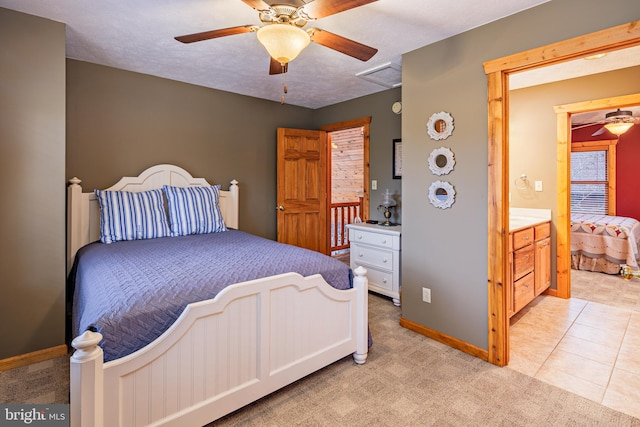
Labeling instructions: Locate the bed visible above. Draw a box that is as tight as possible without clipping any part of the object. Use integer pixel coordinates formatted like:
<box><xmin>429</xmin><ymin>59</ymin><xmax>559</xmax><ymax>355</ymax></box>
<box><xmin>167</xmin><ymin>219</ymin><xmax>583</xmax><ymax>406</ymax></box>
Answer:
<box><xmin>570</xmin><ymin>213</ymin><xmax>640</xmax><ymax>274</ymax></box>
<box><xmin>68</xmin><ymin>164</ymin><xmax>369</xmax><ymax>427</ymax></box>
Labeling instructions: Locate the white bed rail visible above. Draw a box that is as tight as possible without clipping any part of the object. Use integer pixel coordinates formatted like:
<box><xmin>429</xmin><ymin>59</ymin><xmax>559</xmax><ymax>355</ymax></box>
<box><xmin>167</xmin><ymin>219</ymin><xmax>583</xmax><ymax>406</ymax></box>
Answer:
<box><xmin>70</xmin><ymin>267</ymin><xmax>368</xmax><ymax>427</ymax></box>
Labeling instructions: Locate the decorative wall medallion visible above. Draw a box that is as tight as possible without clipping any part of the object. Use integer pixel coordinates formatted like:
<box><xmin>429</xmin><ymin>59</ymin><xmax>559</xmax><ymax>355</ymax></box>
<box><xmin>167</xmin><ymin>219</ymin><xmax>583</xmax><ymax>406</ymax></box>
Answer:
<box><xmin>428</xmin><ymin>180</ymin><xmax>456</xmax><ymax>209</ymax></box>
<box><xmin>428</xmin><ymin>147</ymin><xmax>455</xmax><ymax>176</ymax></box>
<box><xmin>426</xmin><ymin>111</ymin><xmax>454</xmax><ymax>140</ymax></box>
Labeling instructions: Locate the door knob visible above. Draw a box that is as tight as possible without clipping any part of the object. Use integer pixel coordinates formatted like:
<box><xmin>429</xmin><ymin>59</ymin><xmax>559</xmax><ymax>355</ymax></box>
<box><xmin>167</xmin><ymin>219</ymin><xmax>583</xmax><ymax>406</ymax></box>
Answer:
<box><xmin>276</xmin><ymin>205</ymin><xmax>285</xmax><ymax>211</ymax></box>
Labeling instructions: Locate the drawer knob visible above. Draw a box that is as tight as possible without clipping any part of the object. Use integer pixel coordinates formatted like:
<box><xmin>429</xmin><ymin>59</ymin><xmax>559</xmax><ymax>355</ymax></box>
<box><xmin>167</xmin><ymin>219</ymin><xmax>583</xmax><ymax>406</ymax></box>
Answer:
<box><xmin>358</xmin><ymin>235</ymin><xmax>363</xmax><ymax>240</ymax></box>
<box><xmin>382</xmin><ymin>239</ymin><xmax>387</xmax><ymax>244</ymax></box>
<box><xmin>524</xmin><ymin>236</ymin><xmax>530</xmax><ymax>240</ymax></box>
<box><xmin>382</xmin><ymin>278</ymin><xmax>387</xmax><ymax>283</ymax></box>
<box><xmin>359</xmin><ymin>253</ymin><xmax>364</xmax><ymax>257</ymax></box>
<box><xmin>383</xmin><ymin>258</ymin><xmax>388</xmax><ymax>263</ymax></box>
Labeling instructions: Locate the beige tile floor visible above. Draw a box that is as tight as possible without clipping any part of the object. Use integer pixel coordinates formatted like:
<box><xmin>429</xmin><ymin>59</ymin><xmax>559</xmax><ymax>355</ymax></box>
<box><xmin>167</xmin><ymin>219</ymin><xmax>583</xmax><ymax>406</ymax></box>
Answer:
<box><xmin>509</xmin><ymin>292</ymin><xmax>640</xmax><ymax>419</ymax></box>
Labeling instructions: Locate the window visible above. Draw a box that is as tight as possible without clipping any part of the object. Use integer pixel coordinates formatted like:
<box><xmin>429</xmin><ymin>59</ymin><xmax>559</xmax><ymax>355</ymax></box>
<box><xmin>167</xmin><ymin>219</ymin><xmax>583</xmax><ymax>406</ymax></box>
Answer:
<box><xmin>570</xmin><ymin>140</ymin><xmax>617</xmax><ymax>215</ymax></box>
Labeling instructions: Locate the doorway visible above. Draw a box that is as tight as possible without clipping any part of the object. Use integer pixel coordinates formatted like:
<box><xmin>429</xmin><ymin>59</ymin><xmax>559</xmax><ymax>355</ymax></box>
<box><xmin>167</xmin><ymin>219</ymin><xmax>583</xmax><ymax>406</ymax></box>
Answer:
<box><xmin>328</xmin><ymin>126</ymin><xmax>365</xmax><ymax>256</ymax></box>
<box><xmin>320</xmin><ymin>117</ymin><xmax>371</xmax><ymax>256</ymax></box>
<box><xmin>483</xmin><ymin>21</ymin><xmax>640</xmax><ymax>366</ymax></box>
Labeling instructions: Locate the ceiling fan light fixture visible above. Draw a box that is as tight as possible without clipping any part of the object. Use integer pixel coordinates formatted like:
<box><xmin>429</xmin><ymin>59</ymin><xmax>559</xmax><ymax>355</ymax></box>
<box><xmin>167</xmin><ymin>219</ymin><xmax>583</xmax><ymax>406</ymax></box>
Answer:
<box><xmin>604</xmin><ymin>122</ymin><xmax>634</xmax><ymax>136</ymax></box>
<box><xmin>257</xmin><ymin>24</ymin><xmax>310</xmax><ymax>64</ymax></box>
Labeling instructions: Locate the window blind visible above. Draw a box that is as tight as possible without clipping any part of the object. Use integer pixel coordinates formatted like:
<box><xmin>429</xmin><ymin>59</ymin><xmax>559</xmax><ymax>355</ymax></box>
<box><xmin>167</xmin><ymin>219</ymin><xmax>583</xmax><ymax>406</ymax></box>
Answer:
<box><xmin>570</xmin><ymin>150</ymin><xmax>608</xmax><ymax>214</ymax></box>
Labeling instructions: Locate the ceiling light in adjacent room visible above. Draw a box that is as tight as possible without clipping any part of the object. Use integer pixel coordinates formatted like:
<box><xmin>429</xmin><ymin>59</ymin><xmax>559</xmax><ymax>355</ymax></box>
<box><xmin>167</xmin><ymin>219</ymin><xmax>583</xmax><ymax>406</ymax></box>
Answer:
<box><xmin>603</xmin><ymin>109</ymin><xmax>634</xmax><ymax>135</ymax></box>
<box><xmin>257</xmin><ymin>24</ymin><xmax>310</xmax><ymax>65</ymax></box>
<box><xmin>604</xmin><ymin>122</ymin><xmax>633</xmax><ymax>135</ymax></box>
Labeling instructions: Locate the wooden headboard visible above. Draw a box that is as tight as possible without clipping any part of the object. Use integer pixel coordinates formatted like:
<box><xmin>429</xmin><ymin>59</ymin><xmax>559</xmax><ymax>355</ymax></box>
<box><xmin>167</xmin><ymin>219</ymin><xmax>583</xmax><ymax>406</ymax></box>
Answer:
<box><xmin>67</xmin><ymin>164</ymin><xmax>239</xmax><ymax>272</ymax></box>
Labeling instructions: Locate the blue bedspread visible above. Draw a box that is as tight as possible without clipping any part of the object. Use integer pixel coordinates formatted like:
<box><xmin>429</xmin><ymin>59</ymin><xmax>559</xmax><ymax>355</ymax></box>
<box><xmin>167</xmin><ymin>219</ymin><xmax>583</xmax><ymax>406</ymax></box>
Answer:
<box><xmin>71</xmin><ymin>230</ymin><xmax>352</xmax><ymax>362</ymax></box>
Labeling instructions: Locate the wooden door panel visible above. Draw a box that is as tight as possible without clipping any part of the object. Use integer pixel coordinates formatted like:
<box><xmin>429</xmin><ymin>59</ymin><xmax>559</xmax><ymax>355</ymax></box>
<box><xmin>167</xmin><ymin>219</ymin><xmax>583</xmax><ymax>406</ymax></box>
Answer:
<box><xmin>305</xmin><ymin>159</ymin><xmax>321</xmax><ymax>200</ymax></box>
<box><xmin>283</xmin><ymin>161</ymin><xmax>299</xmax><ymax>201</ymax></box>
<box><xmin>304</xmin><ymin>212</ymin><xmax>321</xmax><ymax>252</ymax></box>
<box><xmin>277</xmin><ymin>128</ymin><xmax>328</xmax><ymax>254</ymax></box>
<box><xmin>282</xmin><ymin>213</ymin><xmax>301</xmax><ymax>246</ymax></box>
<box><xmin>280</xmin><ymin>212</ymin><xmax>322</xmax><ymax>250</ymax></box>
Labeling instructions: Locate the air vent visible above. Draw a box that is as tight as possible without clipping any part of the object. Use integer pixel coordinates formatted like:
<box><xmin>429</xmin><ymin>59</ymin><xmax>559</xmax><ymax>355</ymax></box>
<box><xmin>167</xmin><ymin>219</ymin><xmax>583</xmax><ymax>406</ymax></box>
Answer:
<box><xmin>356</xmin><ymin>62</ymin><xmax>402</xmax><ymax>88</ymax></box>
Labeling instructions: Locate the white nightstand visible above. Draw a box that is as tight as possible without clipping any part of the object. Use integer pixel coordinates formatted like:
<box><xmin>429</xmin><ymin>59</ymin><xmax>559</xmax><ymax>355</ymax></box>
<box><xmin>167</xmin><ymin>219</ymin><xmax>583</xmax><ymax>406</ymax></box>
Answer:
<box><xmin>346</xmin><ymin>223</ymin><xmax>401</xmax><ymax>306</ymax></box>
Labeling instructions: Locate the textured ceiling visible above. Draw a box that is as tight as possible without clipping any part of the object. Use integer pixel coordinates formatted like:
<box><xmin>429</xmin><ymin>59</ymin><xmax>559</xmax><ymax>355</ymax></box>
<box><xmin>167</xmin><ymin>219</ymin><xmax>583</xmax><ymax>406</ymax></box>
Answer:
<box><xmin>1</xmin><ymin>0</ymin><xmax>552</xmax><ymax>108</ymax></box>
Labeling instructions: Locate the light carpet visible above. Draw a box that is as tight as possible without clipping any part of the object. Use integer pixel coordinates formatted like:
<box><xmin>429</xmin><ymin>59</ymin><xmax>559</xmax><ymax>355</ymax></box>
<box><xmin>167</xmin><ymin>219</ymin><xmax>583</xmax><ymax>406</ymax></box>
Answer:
<box><xmin>2</xmin><ymin>291</ymin><xmax>639</xmax><ymax>425</ymax></box>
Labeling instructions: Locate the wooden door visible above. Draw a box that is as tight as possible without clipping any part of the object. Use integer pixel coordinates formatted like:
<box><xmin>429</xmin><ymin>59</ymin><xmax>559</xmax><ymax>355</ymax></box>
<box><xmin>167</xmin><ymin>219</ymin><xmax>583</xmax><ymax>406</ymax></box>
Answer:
<box><xmin>276</xmin><ymin>128</ymin><xmax>329</xmax><ymax>254</ymax></box>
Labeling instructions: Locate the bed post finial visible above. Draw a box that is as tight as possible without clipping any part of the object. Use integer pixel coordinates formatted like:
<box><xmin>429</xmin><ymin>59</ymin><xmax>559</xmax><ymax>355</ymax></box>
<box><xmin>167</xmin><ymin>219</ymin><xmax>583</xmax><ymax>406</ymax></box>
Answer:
<box><xmin>70</xmin><ymin>330</ymin><xmax>104</xmax><ymax>427</ymax></box>
<box><xmin>226</xmin><ymin>180</ymin><xmax>240</xmax><ymax>229</ymax></box>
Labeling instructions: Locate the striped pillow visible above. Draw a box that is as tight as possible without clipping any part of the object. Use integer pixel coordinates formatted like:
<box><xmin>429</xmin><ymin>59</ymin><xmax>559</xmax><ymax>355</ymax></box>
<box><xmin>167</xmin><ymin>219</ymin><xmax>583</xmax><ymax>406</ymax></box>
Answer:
<box><xmin>94</xmin><ymin>189</ymin><xmax>171</xmax><ymax>244</ymax></box>
<box><xmin>163</xmin><ymin>185</ymin><xmax>227</xmax><ymax>236</ymax></box>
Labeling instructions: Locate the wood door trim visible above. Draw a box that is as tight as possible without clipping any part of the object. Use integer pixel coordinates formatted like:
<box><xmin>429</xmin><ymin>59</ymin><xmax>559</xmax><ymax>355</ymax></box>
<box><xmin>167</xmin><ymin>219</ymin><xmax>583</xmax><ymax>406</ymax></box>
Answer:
<box><xmin>320</xmin><ymin>117</ymin><xmax>371</xmax><ymax>132</ymax></box>
<box><xmin>484</xmin><ymin>20</ymin><xmax>640</xmax><ymax>367</ymax></box>
<box><xmin>554</xmin><ymin>93</ymin><xmax>640</xmax><ymax>299</ymax></box>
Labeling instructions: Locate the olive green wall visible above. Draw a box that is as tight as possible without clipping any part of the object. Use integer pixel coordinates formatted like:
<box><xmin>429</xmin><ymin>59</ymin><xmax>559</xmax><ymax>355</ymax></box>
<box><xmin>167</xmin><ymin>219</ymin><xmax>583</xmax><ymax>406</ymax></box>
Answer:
<box><xmin>0</xmin><ymin>8</ymin><xmax>66</xmax><ymax>358</ymax></box>
<box><xmin>401</xmin><ymin>0</ymin><xmax>640</xmax><ymax>350</ymax></box>
<box><xmin>66</xmin><ymin>61</ymin><xmax>403</xmax><ymax>239</ymax></box>
<box><xmin>510</xmin><ymin>66</ymin><xmax>640</xmax><ymax>291</ymax></box>
<box><xmin>66</xmin><ymin>60</ymin><xmax>316</xmax><ymax>239</ymax></box>
<box><xmin>314</xmin><ymin>88</ymin><xmax>402</xmax><ymax>222</ymax></box>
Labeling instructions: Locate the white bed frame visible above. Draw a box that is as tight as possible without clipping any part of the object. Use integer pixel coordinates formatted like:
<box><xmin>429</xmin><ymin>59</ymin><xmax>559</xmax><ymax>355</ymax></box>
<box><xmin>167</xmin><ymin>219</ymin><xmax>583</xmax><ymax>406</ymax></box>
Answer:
<box><xmin>68</xmin><ymin>164</ymin><xmax>368</xmax><ymax>427</ymax></box>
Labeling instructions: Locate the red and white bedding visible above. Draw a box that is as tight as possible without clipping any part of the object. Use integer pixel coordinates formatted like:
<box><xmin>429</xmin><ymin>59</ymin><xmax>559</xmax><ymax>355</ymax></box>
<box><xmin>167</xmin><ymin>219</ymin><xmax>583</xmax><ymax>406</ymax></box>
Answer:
<box><xmin>571</xmin><ymin>214</ymin><xmax>640</xmax><ymax>271</ymax></box>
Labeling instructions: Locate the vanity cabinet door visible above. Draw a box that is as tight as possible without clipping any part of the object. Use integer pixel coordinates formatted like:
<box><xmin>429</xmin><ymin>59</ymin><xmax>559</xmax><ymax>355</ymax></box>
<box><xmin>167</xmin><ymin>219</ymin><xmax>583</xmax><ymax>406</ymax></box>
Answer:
<box><xmin>535</xmin><ymin>237</ymin><xmax>551</xmax><ymax>295</ymax></box>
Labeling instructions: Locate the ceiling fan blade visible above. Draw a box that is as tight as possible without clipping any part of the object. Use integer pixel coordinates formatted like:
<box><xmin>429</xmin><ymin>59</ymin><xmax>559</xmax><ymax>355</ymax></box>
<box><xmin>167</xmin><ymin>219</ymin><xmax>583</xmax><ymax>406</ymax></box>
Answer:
<box><xmin>175</xmin><ymin>25</ymin><xmax>256</xmax><ymax>44</ymax></box>
<box><xmin>591</xmin><ymin>126</ymin><xmax>606</xmax><ymax>136</ymax></box>
<box><xmin>240</xmin><ymin>0</ymin><xmax>273</xmax><ymax>13</ymax></box>
<box><xmin>309</xmin><ymin>28</ymin><xmax>377</xmax><ymax>61</ymax></box>
<box><xmin>269</xmin><ymin>57</ymin><xmax>288</xmax><ymax>75</ymax></box>
<box><xmin>301</xmin><ymin>0</ymin><xmax>378</xmax><ymax>19</ymax></box>
<box><xmin>571</xmin><ymin>121</ymin><xmax>604</xmax><ymax>131</ymax></box>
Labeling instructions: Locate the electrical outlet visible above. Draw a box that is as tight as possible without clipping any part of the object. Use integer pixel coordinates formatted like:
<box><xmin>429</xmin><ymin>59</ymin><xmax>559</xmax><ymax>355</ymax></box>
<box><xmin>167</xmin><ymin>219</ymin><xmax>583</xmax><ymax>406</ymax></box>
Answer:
<box><xmin>372</xmin><ymin>180</ymin><xmax>377</xmax><ymax>190</ymax></box>
<box><xmin>422</xmin><ymin>287</ymin><xmax>431</xmax><ymax>303</ymax></box>
<box><xmin>535</xmin><ymin>180</ymin><xmax>543</xmax><ymax>192</ymax></box>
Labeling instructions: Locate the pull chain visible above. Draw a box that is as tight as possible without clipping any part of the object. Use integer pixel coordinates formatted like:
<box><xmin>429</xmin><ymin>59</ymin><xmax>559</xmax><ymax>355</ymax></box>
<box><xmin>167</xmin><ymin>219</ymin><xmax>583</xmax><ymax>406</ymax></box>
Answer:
<box><xmin>280</xmin><ymin>62</ymin><xmax>288</xmax><ymax>104</ymax></box>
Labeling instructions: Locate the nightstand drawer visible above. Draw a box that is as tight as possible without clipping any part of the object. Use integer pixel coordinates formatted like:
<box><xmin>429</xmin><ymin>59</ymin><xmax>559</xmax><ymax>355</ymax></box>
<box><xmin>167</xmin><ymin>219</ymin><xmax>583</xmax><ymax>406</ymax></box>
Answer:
<box><xmin>360</xmin><ymin>267</ymin><xmax>394</xmax><ymax>292</ymax></box>
<box><xmin>351</xmin><ymin>244</ymin><xmax>394</xmax><ymax>270</ymax></box>
<box><xmin>350</xmin><ymin>229</ymin><xmax>395</xmax><ymax>249</ymax></box>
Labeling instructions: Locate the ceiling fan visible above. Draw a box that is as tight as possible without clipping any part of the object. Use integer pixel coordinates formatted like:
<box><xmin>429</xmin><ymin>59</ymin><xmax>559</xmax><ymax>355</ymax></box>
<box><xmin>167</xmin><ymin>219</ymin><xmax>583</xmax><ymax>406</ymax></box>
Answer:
<box><xmin>174</xmin><ymin>0</ymin><xmax>379</xmax><ymax>75</ymax></box>
<box><xmin>572</xmin><ymin>108</ymin><xmax>639</xmax><ymax>136</ymax></box>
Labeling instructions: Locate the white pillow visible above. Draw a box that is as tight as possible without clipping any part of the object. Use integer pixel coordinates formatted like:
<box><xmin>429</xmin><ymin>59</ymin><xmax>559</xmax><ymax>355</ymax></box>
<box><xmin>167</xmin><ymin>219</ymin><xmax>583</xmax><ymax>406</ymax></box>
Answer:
<box><xmin>94</xmin><ymin>189</ymin><xmax>171</xmax><ymax>244</ymax></box>
<box><xmin>163</xmin><ymin>185</ymin><xmax>227</xmax><ymax>236</ymax></box>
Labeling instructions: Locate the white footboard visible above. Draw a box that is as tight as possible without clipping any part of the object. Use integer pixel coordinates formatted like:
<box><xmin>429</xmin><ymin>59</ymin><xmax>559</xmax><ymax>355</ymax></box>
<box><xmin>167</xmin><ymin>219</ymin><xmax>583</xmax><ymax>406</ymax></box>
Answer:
<box><xmin>71</xmin><ymin>267</ymin><xmax>368</xmax><ymax>427</ymax></box>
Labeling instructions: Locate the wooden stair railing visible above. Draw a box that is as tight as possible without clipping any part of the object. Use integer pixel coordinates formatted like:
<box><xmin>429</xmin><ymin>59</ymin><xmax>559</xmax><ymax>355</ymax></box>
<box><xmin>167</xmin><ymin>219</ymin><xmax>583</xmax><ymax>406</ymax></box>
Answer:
<box><xmin>330</xmin><ymin>197</ymin><xmax>363</xmax><ymax>253</ymax></box>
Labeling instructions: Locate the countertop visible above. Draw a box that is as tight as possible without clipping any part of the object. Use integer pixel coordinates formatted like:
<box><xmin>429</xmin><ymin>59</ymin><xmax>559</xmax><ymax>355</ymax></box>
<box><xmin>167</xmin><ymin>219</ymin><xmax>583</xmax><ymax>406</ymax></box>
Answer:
<box><xmin>510</xmin><ymin>208</ymin><xmax>551</xmax><ymax>232</ymax></box>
